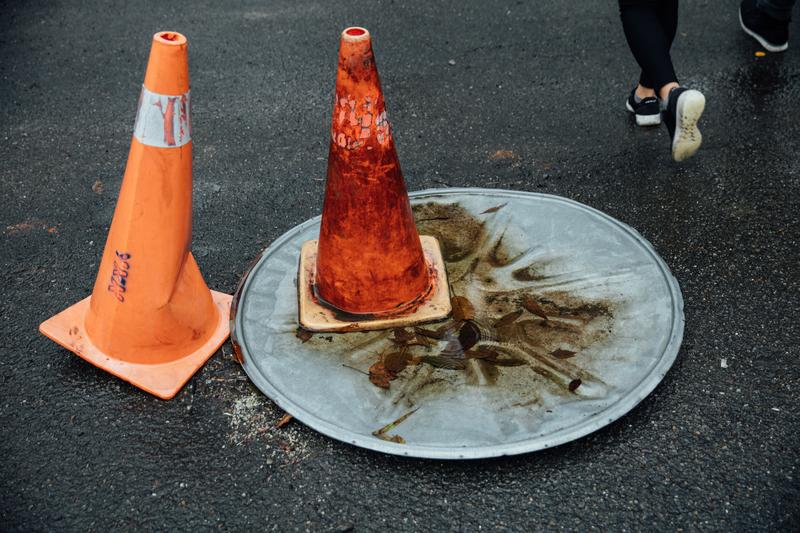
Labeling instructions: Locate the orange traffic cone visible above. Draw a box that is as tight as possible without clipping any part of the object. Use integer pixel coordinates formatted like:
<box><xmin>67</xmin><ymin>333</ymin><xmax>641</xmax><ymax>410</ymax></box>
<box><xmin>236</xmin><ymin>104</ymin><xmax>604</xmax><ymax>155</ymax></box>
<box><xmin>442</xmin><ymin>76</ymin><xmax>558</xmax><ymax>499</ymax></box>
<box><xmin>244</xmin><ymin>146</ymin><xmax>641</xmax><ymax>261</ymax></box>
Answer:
<box><xmin>39</xmin><ymin>31</ymin><xmax>231</xmax><ymax>399</ymax></box>
<box><xmin>298</xmin><ymin>27</ymin><xmax>450</xmax><ymax>332</ymax></box>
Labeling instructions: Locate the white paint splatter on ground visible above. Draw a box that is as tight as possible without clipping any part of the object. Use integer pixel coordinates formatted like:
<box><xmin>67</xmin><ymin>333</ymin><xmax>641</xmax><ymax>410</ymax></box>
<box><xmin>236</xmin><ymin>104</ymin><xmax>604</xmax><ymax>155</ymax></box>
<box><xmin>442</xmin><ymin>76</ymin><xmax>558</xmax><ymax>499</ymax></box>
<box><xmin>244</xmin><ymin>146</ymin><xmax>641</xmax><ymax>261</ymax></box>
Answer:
<box><xmin>226</xmin><ymin>393</ymin><xmax>310</xmax><ymax>464</ymax></box>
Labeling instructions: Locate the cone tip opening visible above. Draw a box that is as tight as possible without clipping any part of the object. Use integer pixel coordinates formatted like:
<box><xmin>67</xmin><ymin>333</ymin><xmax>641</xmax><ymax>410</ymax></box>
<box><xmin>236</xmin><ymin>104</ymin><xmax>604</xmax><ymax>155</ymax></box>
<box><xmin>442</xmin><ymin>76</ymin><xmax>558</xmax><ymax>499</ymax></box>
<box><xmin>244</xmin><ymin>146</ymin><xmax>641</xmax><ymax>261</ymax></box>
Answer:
<box><xmin>342</xmin><ymin>27</ymin><xmax>369</xmax><ymax>42</ymax></box>
<box><xmin>154</xmin><ymin>31</ymin><xmax>187</xmax><ymax>46</ymax></box>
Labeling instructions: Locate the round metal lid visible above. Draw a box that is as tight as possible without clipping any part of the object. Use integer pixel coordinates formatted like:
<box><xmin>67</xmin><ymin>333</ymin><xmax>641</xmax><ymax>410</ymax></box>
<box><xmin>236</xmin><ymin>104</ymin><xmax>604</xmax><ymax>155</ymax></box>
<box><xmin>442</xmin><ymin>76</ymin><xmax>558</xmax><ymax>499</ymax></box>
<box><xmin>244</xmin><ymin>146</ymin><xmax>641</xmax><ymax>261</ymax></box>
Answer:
<box><xmin>231</xmin><ymin>188</ymin><xmax>684</xmax><ymax>459</ymax></box>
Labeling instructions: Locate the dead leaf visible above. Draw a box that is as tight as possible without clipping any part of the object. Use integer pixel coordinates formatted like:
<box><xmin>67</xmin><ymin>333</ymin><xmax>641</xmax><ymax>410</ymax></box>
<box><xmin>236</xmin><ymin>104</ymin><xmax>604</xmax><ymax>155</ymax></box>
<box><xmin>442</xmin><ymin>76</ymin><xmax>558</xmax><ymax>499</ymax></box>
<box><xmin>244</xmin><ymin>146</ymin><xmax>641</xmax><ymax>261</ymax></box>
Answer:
<box><xmin>522</xmin><ymin>297</ymin><xmax>548</xmax><ymax>320</ymax></box>
<box><xmin>295</xmin><ymin>328</ymin><xmax>313</xmax><ymax>343</ymax></box>
<box><xmin>465</xmin><ymin>348</ymin><xmax>499</xmax><ymax>360</ymax></box>
<box><xmin>91</xmin><ymin>179</ymin><xmax>103</xmax><ymax>194</ymax></box>
<box><xmin>407</xmin><ymin>335</ymin><xmax>434</xmax><ymax>347</ymax></box>
<box><xmin>383</xmin><ymin>351</ymin><xmax>410</xmax><ymax>373</ymax></box>
<box><xmin>373</xmin><ymin>433</ymin><xmax>406</xmax><ymax>444</ymax></box>
<box><xmin>569</xmin><ymin>378</ymin><xmax>582</xmax><ymax>392</ymax></box>
<box><xmin>490</xmin><ymin>357</ymin><xmax>527</xmax><ymax>367</ymax></box>
<box><xmin>368</xmin><ymin>360</ymin><xmax>395</xmax><ymax>389</ymax></box>
<box><xmin>231</xmin><ymin>341</ymin><xmax>245</xmax><ymax>364</ymax></box>
<box><xmin>276</xmin><ymin>413</ymin><xmax>293</xmax><ymax>428</ymax></box>
<box><xmin>372</xmin><ymin>408</ymin><xmax>419</xmax><ymax>437</ymax></box>
<box><xmin>489</xmin><ymin>150</ymin><xmax>516</xmax><ymax>161</ymax></box>
<box><xmin>457</xmin><ymin>321</ymin><xmax>480</xmax><ymax>351</ymax></box>
<box><xmin>451</xmin><ymin>295</ymin><xmax>475</xmax><ymax>321</ymax></box>
<box><xmin>481</xmin><ymin>202</ymin><xmax>508</xmax><ymax>214</ymax></box>
<box><xmin>415</xmin><ymin>326</ymin><xmax>445</xmax><ymax>340</ymax></box>
<box><xmin>5</xmin><ymin>222</ymin><xmax>33</xmax><ymax>234</ymax></box>
<box><xmin>392</xmin><ymin>328</ymin><xmax>415</xmax><ymax>343</ymax></box>
<box><xmin>493</xmin><ymin>309</ymin><xmax>523</xmax><ymax>328</ymax></box>
<box><xmin>419</xmin><ymin>355</ymin><xmax>466</xmax><ymax>370</ymax></box>
<box><xmin>551</xmin><ymin>349</ymin><xmax>577</xmax><ymax>359</ymax></box>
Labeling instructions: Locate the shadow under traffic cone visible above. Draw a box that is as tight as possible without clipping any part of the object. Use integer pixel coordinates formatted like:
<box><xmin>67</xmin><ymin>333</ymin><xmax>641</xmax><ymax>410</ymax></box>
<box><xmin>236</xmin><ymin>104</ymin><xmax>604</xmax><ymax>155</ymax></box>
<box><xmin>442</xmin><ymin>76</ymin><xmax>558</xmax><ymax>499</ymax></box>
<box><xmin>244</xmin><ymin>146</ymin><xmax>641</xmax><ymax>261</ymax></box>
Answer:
<box><xmin>39</xmin><ymin>31</ymin><xmax>231</xmax><ymax>399</ymax></box>
<box><xmin>298</xmin><ymin>27</ymin><xmax>450</xmax><ymax>332</ymax></box>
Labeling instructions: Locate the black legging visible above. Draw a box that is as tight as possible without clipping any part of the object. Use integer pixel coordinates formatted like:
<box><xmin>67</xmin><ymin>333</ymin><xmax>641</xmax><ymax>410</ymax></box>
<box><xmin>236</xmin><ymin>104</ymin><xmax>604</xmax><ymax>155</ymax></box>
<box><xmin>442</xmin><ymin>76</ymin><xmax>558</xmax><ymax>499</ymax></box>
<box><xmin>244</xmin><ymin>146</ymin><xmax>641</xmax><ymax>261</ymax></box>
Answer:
<box><xmin>619</xmin><ymin>0</ymin><xmax>679</xmax><ymax>93</ymax></box>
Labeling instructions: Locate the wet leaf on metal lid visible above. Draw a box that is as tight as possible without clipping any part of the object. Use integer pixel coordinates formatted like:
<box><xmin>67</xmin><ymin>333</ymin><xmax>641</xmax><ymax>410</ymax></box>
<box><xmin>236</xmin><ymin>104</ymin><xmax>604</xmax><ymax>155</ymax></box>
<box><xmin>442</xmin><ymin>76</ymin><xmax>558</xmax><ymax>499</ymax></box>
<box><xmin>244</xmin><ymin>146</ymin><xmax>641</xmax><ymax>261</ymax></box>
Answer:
<box><xmin>481</xmin><ymin>202</ymin><xmax>508</xmax><ymax>214</ymax></box>
<box><xmin>368</xmin><ymin>360</ymin><xmax>395</xmax><ymax>389</ymax></box>
<box><xmin>384</xmin><ymin>351</ymin><xmax>411</xmax><ymax>373</ymax></box>
<box><xmin>490</xmin><ymin>357</ymin><xmax>527</xmax><ymax>367</ymax></box>
<box><xmin>440</xmin><ymin>321</ymin><xmax>461</xmax><ymax>335</ymax></box>
<box><xmin>373</xmin><ymin>433</ymin><xmax>406</xmax><ymax>444</ymax></box>
<box><xmin>522</xmin><ymin>297</ymin><xmax>548</xmax><ymax>320</ymax></box>
<box><xmin>392</xmin><ymin>328</ymin><xmax>415</xmax><ymax>343</ymax></box>
<box><xmin>457</xmin><ymin>321</ymin><xmax>481</xmax><ymax>351</ymax></box>
<box><xmin>407</xmin><ymin>336</ymin><xmax>434</xmax><ymax>347</ymax></box>
<box><xmin>295</xmin><ymin>328</ymin><xmax>313</xmax><ymax>343</ymax></box>
<box><xmin>415</xmin><ymin>326</ymin><xmax>445</xmax><ymax>339</ymax></box>
<box><xmin>451</xmin><ymin>295</ymin><xmax>475</xmax><ymax>321</ymax></box>
<box><xmin>493</xmin><ymin>309</ymin><xmax>523</xmax><ymax>328</ymax></box>
<box><xmin>465</xmin><ymin>347</ymin><xmax>499</xmax><ymax>360</ymax></box>
<box><xmin>551</xmin><ymin>348</ymin><xmax>577</xmax><ymax>359</ymax></box>
<box><xmin>487</xmin><ymin>232</ymin><xmax>524</xmax><ymax>268</ymax></box>
<box><xmin>420</xmin><ymin>355</ymin><xmax>466</xmax><ymax>370</ymax></box>
<box><xmin>369</xmin><ymin>373</ymin><xmax>391</xmax><ymax>389</ymax></box>
<box><xmin>372</xmin><ymin>408</ymin><xmax>419</xmax><ymax>443</ymax></box>
<box><xmin>569</xmin><ymin>378</ymin><xmax>582</xmax><ymax>392</ymax></box>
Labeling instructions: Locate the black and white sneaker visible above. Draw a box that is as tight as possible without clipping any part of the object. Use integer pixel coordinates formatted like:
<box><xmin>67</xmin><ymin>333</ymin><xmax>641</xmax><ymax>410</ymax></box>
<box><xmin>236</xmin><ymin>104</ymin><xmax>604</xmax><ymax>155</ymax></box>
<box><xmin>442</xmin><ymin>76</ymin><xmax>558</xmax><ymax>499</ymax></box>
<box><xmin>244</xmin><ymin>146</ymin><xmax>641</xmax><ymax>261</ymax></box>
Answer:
<box><xmin>740</xmin><ymin>0</ymin><xmax>789</xmax><ymax>52</ymax></box>
<box><xmin>662</xmin><ymin>87</ymin><xmax>705</xmax><ymax>162</ymax></box>
<box><xmin>625</xmin><ymin>89</ymin><xmax>661</xmax><ymax>126</ymax></box>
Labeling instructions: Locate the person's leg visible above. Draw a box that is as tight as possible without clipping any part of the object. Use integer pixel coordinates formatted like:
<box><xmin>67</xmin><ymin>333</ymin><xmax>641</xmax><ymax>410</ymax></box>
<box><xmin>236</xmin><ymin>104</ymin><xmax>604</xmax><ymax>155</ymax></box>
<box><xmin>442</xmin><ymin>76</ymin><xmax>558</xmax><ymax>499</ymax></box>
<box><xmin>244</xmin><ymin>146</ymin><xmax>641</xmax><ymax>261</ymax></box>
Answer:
<box><xmin>636</xmin><ymin>68</ymin><xmax>656</xmax><ymax>100</ymax></box>
<box><xmin>619</xmin><ymin>0</ymin><xmax>679</xmax><ymax>98</ymax></box>
<box><xmin>757</xmin><ymin>0</ymin><xmax>796</xmax><ymax>20</ymax></box>
<box><xmin>741</xmin><ymin>0</ymin><xmax>795</xmax><ymax>52</ymax></box>
<box><xmin>635</xmin><ymin>80</ymin><xmax>656</xmax><ymax>100</ymax></box>
<box><xmin>633</xmin><ymin>0</ymin><xmax>677</xmax><ymax>99</ymax></box>
<box><xmin>654</xmin><ymin>0</ymin><xmax>680</xmax><ymax>101</ymax></box>
<box><xmin>619</xmin><ymin>0</ymin><xmax>705</xmax><ymax>161</ymax></box>
<box><xmin>619</xmin><ymin>0</ymin><xmax>662</xmax><ymax>125</ymax></box>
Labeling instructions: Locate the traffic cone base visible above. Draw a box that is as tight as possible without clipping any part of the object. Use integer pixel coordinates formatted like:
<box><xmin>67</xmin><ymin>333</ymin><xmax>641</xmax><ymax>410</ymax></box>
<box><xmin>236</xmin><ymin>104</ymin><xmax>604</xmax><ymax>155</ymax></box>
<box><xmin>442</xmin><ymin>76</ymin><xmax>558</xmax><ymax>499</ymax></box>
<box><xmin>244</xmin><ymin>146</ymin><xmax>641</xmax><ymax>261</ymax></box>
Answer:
<box><xmin>39</xmin><ymin>291</ymin><xmax>231</xmax><ymax>400</ymax></box>
<box><xmin>298</xmin><ymin>236</ymin><xmax>451</xmax><ymax>332</ymax></box>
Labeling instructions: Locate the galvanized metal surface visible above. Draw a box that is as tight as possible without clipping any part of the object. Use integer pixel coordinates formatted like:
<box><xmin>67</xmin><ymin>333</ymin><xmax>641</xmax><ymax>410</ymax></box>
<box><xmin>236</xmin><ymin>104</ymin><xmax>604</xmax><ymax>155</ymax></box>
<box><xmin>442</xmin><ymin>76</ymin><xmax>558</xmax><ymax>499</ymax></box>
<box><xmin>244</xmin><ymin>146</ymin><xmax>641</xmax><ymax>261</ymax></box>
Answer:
<box><xmin>232</xmin><ymin>188</ymin><xmax>684</xmax><ymax>459</ymax></box>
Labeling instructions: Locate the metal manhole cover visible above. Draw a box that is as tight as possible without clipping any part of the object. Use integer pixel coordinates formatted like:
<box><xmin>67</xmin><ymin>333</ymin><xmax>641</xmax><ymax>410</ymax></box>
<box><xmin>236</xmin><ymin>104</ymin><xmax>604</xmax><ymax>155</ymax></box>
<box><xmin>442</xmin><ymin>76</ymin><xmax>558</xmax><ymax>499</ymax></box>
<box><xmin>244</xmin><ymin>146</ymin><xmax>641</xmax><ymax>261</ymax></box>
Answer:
<box><xmin>231</xmin><ymin>188</ymin><xmax>684</xmax><ymax>459</ymax></box>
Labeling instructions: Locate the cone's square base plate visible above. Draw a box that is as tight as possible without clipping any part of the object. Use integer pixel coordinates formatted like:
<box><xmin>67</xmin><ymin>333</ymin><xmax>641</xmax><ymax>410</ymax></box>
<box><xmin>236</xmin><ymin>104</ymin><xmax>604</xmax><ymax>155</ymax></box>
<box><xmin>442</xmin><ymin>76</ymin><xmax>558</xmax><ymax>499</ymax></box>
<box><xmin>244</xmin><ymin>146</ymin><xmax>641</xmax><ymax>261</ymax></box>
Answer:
<box><xmin>232</xmin><ymin>189</ymin><xmax>684</xmax><ymax>459</ymax></box>
<box><xmin>39</xmin><ymin>291</ymin><xmax>232</xmax><ymax>400</ymax></box>
<box><xmin>297</xmin><ymin>236</ymin><xmax>451</xmax><ymax>332</ymax></box>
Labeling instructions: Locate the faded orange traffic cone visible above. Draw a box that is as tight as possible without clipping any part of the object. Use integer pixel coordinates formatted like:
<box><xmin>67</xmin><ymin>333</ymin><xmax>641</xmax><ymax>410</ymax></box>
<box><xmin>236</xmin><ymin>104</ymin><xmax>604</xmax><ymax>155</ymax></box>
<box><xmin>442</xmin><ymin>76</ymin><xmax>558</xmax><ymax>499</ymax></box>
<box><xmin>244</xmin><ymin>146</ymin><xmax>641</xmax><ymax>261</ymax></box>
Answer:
<box><xmin>298</xmin><ymin>27</ymin><xmax>450</xmax><ymax>332</ymax></box>
<box><xmin>39</xmin><ymin>31</ymin><xmax>231</xmax><ymax>399</ymax></box>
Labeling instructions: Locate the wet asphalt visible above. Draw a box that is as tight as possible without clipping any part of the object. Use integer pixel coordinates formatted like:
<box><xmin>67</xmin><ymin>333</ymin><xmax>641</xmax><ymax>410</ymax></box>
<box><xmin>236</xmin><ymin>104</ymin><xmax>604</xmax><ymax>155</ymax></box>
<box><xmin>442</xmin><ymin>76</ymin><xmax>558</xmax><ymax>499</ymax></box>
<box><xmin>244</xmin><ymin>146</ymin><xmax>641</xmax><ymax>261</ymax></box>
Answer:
<box><xmin>1</xmin><ymin>0</ymin><xmax>799</xmax><ymax>531</ymax></box>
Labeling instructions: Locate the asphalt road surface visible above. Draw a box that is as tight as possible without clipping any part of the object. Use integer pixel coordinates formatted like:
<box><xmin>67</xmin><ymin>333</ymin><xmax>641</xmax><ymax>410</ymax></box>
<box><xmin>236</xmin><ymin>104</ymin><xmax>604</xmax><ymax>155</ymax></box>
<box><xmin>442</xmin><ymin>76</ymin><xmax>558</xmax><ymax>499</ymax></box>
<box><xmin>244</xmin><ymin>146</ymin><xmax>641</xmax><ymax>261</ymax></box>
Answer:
<box><xmin>1</xmin><ymin>0</ymin><xmax>798</xmax><ymax>530</ymax></box>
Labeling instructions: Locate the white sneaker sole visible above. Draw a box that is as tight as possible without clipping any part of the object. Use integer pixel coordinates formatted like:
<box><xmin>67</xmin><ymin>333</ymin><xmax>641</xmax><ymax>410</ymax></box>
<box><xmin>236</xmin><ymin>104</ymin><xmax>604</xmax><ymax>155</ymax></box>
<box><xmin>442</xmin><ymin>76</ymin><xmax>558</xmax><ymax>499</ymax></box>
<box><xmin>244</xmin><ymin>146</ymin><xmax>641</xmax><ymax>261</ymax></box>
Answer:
<box><xmin>625</xmin><ymin>98</ymin><xmax>661</xmax><ymax>126</ymax></box>
<box><xmin>739</xmin><ymin>8</ymin><xmax>789</xmax><ymax>53</ymax></box>
<box><xmin>672</xmin><ymin>90</ymin><xmax>705</xmax><ymax>163</ymax></box>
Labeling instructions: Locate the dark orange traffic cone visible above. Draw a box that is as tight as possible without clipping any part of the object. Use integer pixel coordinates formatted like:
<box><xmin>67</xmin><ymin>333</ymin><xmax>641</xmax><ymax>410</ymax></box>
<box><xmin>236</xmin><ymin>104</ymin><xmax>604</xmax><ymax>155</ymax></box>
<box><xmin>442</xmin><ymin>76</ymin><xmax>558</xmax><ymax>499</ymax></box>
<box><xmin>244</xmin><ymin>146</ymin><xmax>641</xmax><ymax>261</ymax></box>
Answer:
<box><xmin>298</xmin><ymin>27</ymin><xmax>450</xmax><ymax>332</ymax></box>
<box><xmin>39</xmin><ymin>32</ymin><xmax>231</xmax><ymax>399</ymax></box>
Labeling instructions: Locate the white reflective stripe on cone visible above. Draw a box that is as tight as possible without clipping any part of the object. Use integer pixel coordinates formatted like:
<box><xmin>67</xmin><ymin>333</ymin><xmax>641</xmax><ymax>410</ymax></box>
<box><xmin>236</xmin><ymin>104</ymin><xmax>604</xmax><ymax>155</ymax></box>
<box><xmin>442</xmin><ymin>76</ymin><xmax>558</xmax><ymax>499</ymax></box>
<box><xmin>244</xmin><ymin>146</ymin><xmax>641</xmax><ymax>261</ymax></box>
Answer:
<box><xmin>132</xmin><ymin>86</ymin><xmax>191</xmax><ymax>148</ymax></box>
